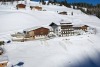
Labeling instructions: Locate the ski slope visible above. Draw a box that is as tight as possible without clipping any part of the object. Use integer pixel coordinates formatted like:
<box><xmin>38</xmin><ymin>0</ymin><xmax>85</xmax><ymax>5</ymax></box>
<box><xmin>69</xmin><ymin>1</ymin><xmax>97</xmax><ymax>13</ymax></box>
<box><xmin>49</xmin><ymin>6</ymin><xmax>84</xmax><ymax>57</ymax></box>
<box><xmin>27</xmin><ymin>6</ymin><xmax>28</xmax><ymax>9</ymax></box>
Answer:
<box><xmin>0</xmin><ymin>1</ymin><xmax>100</xmax><ymax>67</ymax></box>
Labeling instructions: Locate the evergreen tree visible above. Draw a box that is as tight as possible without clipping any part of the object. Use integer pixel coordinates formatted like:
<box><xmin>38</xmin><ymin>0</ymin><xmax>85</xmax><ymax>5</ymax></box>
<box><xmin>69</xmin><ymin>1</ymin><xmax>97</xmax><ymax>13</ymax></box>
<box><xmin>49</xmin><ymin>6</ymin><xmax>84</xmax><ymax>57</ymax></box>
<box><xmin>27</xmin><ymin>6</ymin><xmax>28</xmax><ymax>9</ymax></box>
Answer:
<box><xmin>54</xmin><ymin>0</ymin><xmax>56</xmax><ymax>3</ymax></box>
<box><xmin>40</xmin><ymin>0</ymin><xmax>45</xmax><ymax>5</ymax></box>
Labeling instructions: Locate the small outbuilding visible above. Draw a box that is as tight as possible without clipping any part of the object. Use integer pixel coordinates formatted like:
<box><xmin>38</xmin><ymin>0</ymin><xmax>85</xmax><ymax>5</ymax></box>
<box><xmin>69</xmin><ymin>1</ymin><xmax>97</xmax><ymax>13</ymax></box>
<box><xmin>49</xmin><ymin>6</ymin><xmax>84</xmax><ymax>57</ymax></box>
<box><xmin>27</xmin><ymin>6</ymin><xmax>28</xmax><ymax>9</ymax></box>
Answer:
<box><xmin>58</xmin><ymin>11</ymin><xmax>67</xmax><ymax>15</ymax></box>
<box><xmin>30</xmin><ymin>6</ymin><xmax>42</xmax><ymax>11</ymax></box>
<box><xmin>0</xmin><ymin>61</ymin><xmax>8</xmax><ymax>67</ymax></box>
<box><xmin>81</xmin><ymin>25</ymin><xmax>89</xmax><ymax>31</ymax></box>
<box><xmin>16</xmin><ymin>4</ymin><xmax>26</xmax><ymax>10</ymax></box>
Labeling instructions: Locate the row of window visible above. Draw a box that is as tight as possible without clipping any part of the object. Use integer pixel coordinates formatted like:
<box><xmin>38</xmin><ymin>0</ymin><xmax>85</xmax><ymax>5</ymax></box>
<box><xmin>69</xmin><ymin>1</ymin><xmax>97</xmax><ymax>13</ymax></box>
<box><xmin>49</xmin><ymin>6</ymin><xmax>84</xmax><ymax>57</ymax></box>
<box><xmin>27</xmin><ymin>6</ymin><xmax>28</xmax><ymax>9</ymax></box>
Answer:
<box><xmin>30</xmin><ymin>35</ymin><xmax>47</xmax><ymax>37</ymax></box>
<box><xmin>60</xmin><ymin>34</ymin><xmax>74</xmax><ymax>36</ymax></box>
<box><xmin>56</xmin><ymin>29</ymin><xmax>74</xmax><ymax>31</ymax></box>
<box><xmin>61</xmin><ymin>31</ymin><xmax>74</xmax><ymax>34</ymax></box>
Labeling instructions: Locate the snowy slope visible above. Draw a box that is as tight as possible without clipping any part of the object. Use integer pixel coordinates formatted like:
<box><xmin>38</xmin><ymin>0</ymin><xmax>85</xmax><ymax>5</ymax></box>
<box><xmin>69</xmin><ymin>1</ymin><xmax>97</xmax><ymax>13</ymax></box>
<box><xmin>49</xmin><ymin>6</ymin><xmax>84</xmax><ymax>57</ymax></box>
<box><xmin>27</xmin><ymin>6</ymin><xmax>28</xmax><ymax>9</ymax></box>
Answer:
<box><xmin>0</xmin><ymin>10</ymin><xmax>100</xmax><ymax>34</ymax></box>
<box><xmin>5</xmin><ymin>34</ymin><xmax>100</xmax><ymax>67</ymax></box>
<box><xmin>0</xmin><ymin>1</ymin><xmax>100</xmax><ymax>67</ymax></box>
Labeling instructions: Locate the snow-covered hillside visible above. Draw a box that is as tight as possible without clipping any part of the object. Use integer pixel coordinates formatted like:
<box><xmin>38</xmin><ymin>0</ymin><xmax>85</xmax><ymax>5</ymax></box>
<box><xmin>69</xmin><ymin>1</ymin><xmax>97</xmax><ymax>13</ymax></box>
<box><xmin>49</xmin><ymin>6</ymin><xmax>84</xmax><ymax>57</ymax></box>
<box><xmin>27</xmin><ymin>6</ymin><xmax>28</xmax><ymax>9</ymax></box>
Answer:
<box><xmin>0</xmin><ymin>1</ymin><xmax>100</xmax><ymax>67</ymax></box>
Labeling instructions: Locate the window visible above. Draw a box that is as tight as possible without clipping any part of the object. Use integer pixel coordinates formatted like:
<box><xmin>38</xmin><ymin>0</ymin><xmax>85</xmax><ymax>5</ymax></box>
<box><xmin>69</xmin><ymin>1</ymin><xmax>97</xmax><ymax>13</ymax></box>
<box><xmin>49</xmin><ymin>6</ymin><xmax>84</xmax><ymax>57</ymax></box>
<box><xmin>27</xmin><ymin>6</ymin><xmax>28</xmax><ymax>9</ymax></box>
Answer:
<box><xmin>56</xmin><ymin>29</ymin><xmax>58</xmax><ymax>31</ymax></box>
<box><xmin>59</xmin><ymin>29</ymin><xmax>60</xmax><ymax>31</ymax></box>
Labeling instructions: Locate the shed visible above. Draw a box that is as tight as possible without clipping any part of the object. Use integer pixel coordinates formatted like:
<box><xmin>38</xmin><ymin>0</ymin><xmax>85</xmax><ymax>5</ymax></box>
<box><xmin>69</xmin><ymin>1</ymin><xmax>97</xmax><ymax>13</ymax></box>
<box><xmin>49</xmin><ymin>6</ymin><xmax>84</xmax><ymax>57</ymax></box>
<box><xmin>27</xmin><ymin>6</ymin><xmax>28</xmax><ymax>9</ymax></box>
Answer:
<box><xmin>58</xmin><ymin>11</ymin><xmax>67</xmax><ymax>15</ymax></box>
<box><xmin>16</xmin><ymin>4</ymin><xmax>26</xmax><ymax>9</ymax></box>
<box><xmin>81</xmin><ymin>25</ymin><xmax>89</xmax><ymax>31</ymax></box>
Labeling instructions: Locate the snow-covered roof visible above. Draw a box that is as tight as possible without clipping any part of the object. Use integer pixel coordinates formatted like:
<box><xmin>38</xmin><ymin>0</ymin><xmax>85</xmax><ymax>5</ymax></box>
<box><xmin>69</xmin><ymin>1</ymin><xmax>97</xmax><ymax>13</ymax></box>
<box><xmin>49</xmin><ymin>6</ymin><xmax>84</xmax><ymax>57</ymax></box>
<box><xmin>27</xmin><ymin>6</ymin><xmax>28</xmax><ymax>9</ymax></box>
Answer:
<box><xmin>24</xmin><ymin>26</ymin><xmax>42</xmax><ymax>32</ymax></box>
<box><xmin>0</xmin><ymin>61</ymin><xmax>8</xmax><ymax>64</ymax></box>
<box><xmin>59</xmin><ymin>20</ymin><xmax>72</xmax><ymax>24</ymax></box>
<box><xmin>73</xmin><ymin>24</ymin><xmax>83</xmax><ymax>27</ymax></box>
<box><xmin>23</xmin><ymin>26</ymin><xmax>51</xmax><ymax>32</ymax></box>
<box><xmin>51</xmin><ymin>20</ymin><xmax>73</xmax><ymax>26</ymax></box>
<box><xmin>73</xmin><ymin>24</ymin><xmax>89</xmax><ymax>27</ymax></box>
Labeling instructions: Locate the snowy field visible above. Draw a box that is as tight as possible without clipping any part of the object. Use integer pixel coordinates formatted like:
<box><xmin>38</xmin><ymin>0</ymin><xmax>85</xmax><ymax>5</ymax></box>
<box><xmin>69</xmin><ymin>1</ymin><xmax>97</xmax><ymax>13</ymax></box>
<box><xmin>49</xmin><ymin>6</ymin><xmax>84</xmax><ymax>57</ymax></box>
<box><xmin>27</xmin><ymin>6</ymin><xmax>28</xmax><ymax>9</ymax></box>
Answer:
<box><xmin>0</xmin><ymin>1</ymin><xmax>100</xmax><ymax>67</ymax></box>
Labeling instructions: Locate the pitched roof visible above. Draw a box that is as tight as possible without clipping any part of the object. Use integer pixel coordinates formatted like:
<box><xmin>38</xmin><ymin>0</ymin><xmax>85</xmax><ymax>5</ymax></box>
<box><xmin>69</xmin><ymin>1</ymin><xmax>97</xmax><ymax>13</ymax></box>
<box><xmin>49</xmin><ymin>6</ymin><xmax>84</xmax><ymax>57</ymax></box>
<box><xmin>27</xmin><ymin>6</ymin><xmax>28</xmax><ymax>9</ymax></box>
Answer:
<box><xmin>0</xmin><ymin>61</ymin><xmax>8</xmax><ymax>64</ymax></box>
<box><xmin>49</xmin><ymin>22</ymin><xmax>58</xmax><ymax>26</ymax></box>
<box><xmin>23</xmin><ymin>26</ymin><xmax>51</xmax><ymax>32</ymax></box>
<box><xmin>50</xmin><ymin>20</ymin><xmax>72</xmax><ymax>26</ymax></box>
<box><xmin>23</xmin><ymin>26</ymin><xmax>42</xmax><ymax>32</ymax></box>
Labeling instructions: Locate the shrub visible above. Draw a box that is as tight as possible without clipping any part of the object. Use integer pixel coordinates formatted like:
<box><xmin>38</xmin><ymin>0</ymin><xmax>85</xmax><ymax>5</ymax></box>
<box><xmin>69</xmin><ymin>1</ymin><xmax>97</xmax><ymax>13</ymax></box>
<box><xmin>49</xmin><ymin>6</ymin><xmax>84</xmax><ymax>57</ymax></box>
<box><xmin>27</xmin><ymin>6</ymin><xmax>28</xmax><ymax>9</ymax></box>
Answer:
<box><xmin>0</xmin><ymin>41</ymin><xmax>5</xmax><ymax>46</ymax></box>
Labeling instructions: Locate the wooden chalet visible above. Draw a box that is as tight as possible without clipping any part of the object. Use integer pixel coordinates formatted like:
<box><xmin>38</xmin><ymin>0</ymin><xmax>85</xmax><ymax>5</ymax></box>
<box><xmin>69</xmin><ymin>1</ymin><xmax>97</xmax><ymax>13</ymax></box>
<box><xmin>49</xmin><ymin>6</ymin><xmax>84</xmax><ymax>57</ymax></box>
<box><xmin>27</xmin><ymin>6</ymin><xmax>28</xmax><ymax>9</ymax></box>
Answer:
<box><xmin>81</xmin><ymin>25</ymin><xmax>89</xmax><ymax>31</ymax></box>
<box><xmin>23</xmin><ymin>26</ymin><xmax>50</xmax><ymax>39</ymax></box>
<box><xmin>16</xmin><ymin>4</ymin><xmax>26</xmax><ymax>9</ymax></box>
<box><xmin>30</xmin><ymin>6</ymin><xmax>42</xmax><ymax>11</ymax></box>
<box><xmin>73</xmin><ymin>25</ymin><xmax>89</xmax><ymax>31</ymax></box>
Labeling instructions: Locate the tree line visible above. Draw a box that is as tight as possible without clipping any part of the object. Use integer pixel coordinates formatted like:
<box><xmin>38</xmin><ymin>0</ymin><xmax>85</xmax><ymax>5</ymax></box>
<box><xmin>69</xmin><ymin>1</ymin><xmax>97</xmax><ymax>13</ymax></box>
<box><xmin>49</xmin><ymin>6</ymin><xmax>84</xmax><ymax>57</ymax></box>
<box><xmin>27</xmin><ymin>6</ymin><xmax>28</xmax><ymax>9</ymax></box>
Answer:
<box><xmin>0</xmin><ymin>0</ymin><xmax>100</xmax><ymax>18</ymax></box>
<box><xmin>39</xmin><ymin>0</ymin><xmax>100</xmax><ymax>18</ymax></box>
<box><xmin>45</xmin><ymin>0</ymin><xmax>100</xmax><ymax>19</ymax></box>
<box><xmin>70</xmin><ymin>3</ymin><xmax>100</xmax><ymax>18</ymax></box>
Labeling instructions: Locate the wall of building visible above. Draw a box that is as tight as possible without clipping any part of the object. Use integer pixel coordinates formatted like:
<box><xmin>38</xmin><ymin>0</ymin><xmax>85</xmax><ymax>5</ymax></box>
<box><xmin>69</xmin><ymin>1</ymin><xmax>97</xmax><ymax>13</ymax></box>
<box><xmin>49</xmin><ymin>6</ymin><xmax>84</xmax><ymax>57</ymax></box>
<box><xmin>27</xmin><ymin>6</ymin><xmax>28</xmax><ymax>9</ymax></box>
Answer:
<box><xmin>28</xmin><ymin>31</ymin><xmax>35</xmax><ymax>39</ymax></box>
<box><xmin>25</xmin><ymin>27</ymin><xmax>49</xmax><ymax>39</ymax></box>
<box><xmin>34</xmin><ymin>27</ymin><xmax>49</xmax><ymax>36</ymax></box>
<box><xmin>0</xmin><ymin>62</ymin><xmax>8</xmax><ymax>67</ymax></box>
